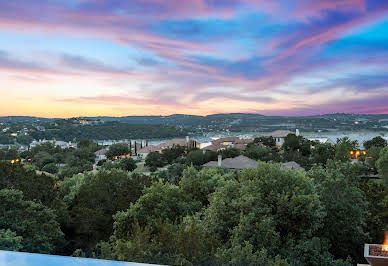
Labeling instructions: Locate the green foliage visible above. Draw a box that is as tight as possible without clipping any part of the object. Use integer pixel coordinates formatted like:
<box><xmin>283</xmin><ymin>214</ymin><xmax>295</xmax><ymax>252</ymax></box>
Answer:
<box><xmin>42</xmin><ymin>162</ymin><xmax>59</xmax><ymax>174</ymax></box>
<box><xmin>0</xmin><ymin>162</ymin><xmax>58</xmax><ymax>207</ymax></box>
<box><xmin>366</xmin><ymin>146</ymin><xmax>382</xmax><ymax>173</ymax></box>
<box><xmin>0</xmin><ymin>147</ymin><xmax>19</xmax><ymax>160</ymax></box>
<box><xmin>145</xmin><ymin>152</ymin><xmax>165</xmax><ymax>171</ymax></box>
<box><xmin>216</xmin><ymin>240</ymin><xmax>289</xmax><ymax>266</ymax></box>
<box><xmin>161</xmin><ymin>146</ymin><xmax>186</xmax><ymax>164</ymax></box>
<box><xmin>119</xmin><ymin>158</ymin><xmax>137</xmax><ymax>172</ymax></box>
<box><xmin>359</xmin><ymin>181</ymin><xmax>388</xmax><ymax>244</ymax></box>
<box><xmin>311</xmin><ymin>143</ymin><xmax>335</xmax><ymax>166</ymax></box>
<box><xmin>363</xmin><ymin>136</ymin><xmax>387</xmax><ymax>150</ymax></box>
<box><xmin>179</xmin><ymin>166</ymin><xmax>229</xmax><ymax>206</ymax></box>
<box><xmin>0</xmin><ymin>229</ymin><xmax>23</xmax><ymax>251</ymax></box>
<box><xmin>307</xmin><ymin>165</ymin><xmax>369</xmax><ymax>262</ymax></box>
<box><xmin>377</xmin><ymin>147</ymin><xmax>388</xmax><ymax>188</ymax></box>
<box><xmin>0</xmin><ymin>189</ymin><xmax>64</xmax><ymax>253</ymax></box>
<box><xmin>245</xmin><ymin>144</ymin><xmax>280</xmax><ymax>162</ymax></box>
<box><xmin>106</xmin><ymin>143</ymin><xmax>130</xmax><ymax>159</ymax></box>
<box><xmin>335</xmin><ymin>137</ymin><xmax>358</xmax><ymax>162</ymax></box>
<box><xmin>204</xmin><ymin>162</ymin><xmax>324</xmax><ymax>262</ymax></box>
<box><xmin>113</xmin><ymin>181</ymin><xmax>201</xmax><ymax>236</ymax></box>
<box><xmin>105</xmin><ymin>219</ymin><xmax>219</xmax><ymax>265</ymax></box>
<box><xmin>186</xmin><ymin>149</ymin><xmax>217</xmax><ymax>166</ymax></box>
<box><xmin>67</xmin><ymin>170</ymin><xmax>152</xmax><ymax>251</ymax></box>
<box><xmin>254</xmin><ymin>136</ymin><xmax>276</xmax><ymax>147</ymax></box>
<box><xmin>16</xmin><ymin>135</ymin><xmax>34</xmax><ymax>146</ymax></box>
<box><xmin>29</xmin><ymin>121</ymin><xmax>187</xmax><ymax>142</ymax></box>
<box><xmin>218</xmin><ymin>147</ymin><xmax>241</xmax><ymax>159</ymax></box>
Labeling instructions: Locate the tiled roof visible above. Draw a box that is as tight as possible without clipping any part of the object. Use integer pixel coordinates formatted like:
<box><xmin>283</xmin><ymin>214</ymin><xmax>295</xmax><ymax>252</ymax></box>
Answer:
<box><xmin>137</xmin><ymin>145</ymin><xmax>158</xmax><ymax>153</ymax></box>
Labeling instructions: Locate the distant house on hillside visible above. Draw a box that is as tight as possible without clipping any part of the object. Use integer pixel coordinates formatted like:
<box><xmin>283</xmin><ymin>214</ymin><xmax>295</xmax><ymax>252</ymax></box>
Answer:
<box><xmin>264</xmin><ymin>130</ymin><xmax>294</xmax><ymax>148</ymax></box>
<box><xmin>203</xmin><ymin>155</ymin><xmax>257</xmax><ymax>170</ymax></box>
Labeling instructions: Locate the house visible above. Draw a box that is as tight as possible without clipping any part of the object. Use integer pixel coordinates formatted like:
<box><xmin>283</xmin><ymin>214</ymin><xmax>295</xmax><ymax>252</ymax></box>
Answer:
<box><xmin>137</xmin><ymin>137</ymin><xmax>200</xmax><ymax>158</ymax></box>
<box><xmin>281</xmin><ymin>161</ymin><xmax>304</xmax><ymax>171</ymax></box>
<box><xmin>137</xmin><ymin>145</ymin><xmax>159</xmax><ymax>158</ymax></box>
<box><xmin>94</xmin><ymin>148</ymin><xmax>108</xmax><ymax>161</ymax></box>
<box><xmin>307</xmin><ymin>137</ymin><xmax>335</xmax><ymax>145</ymax></box>
<box><xmin>264</xmin><ymin>130</ymin><xmax>294</xmax><ymax>148</ymax></box>
<box><xmin>203</xmin><ymin>155</ymin><xmax>257</xmax><ymax>170</ymax></box>
<box><xmin>201</xmin><ymin>137</ymin><xmax>253</xmax><ymax>152</ymax></box>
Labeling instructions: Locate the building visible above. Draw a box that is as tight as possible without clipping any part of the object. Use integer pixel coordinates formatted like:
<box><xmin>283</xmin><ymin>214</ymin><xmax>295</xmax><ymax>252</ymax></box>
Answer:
<box><xmin>201</xmin><ymin>137</ymin><xmax>253</xmax><ymax>152</ymax></box>
<box><xmin>137</xmin><ymin>137</ymin><xmax>200</xmax><ymax>158</ymax></box>
<box><xmin>203</xmin><ymin>155</ymin><xmax>257</xmax><ymax>170</ymax></box>
<box><xmin>94</xmin><ymin>148</ymin><xmax>108</xmax><ymax>161</ymax></box>
<box><xmin>264</xmin><ymin>130</ymin><xmax>294</xmax><ymax>148</ymax></box>
<box><xmin>29</xmin><ymin>139</ymin><xmax>75</xmax><ymax>149</ymax></box>
<box><xmin>307</xmin><ymin>137</ymin><xmax>335</xmax><ymax>145</ymax></box>
<box><xmin>281</xmin><ymin>161</ymin><xmax>304</xmax><ymax>171</ymax></box>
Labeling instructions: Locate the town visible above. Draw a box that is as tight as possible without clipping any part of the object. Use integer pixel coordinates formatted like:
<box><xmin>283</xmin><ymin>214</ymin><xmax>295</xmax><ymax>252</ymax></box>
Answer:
<box><xmin>1</xmin><ymin>121</ymin><xmax>387</xmax><ymax>265</ymax></box>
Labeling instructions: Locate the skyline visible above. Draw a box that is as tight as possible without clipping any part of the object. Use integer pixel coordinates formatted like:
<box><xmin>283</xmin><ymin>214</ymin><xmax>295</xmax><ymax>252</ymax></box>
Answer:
<box><xmin>1</xmin><ymin>1</ymin><xmax>388</xmax><ymax>117</ymax></box>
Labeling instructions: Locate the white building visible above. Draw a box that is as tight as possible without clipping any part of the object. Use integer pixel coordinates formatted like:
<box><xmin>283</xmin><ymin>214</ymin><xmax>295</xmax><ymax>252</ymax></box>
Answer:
<box><xmin>264</xmin><ymin>130</ymin><xmax>294</xmax><ymax>147</ymax></box>
<box><xmin>307</xmin><ymin>137</ymin><xmax>335</xmax><ymax>145</ymax></box>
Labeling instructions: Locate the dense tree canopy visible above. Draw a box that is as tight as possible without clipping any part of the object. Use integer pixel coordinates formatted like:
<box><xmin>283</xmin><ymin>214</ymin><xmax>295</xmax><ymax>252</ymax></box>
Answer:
<box><xmin>0</xmin><ymin>189</ymin><xmax>64</xmax><ymax>253</ymax></box>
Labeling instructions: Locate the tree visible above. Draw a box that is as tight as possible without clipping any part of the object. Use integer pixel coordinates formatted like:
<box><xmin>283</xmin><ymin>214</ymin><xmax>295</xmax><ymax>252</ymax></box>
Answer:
<box><xmin>119</xmin><ymin>157</ymin><xmax>137</xmax><ymax>172</ymax></box>
<box><xmin>203</xmin><ymin>162</ymin><xmax>325</xmax><ymax>263</ymax></box>
<box><xmin>245</xmin><ymin>144</ymin><xmax>280</xmax><ymax>162</ymax></box>
<box><xmin>0</xmin><ymin>189</ymin><xmax>64</xmax><ymax>253</ymax></box>
<box><xmin>377</xmin><ymin>147</ymin><xmax>388</xmax><ymax>188</ymax></box>
<box><xmin>307</xmin><ymin>165</ymin><xmax>369</xmax><ymax>262</ymax></box>
<box><xmin>366</xmin><ymin>146</ymin><xmax>382</xmax><ymax>173</ymax></box>
<box><xmin>254</xmin><ymin>136</ymin><xmax>276</xmax><ymax>147</ymax></box>
<box><xmin>42</xmin><ymin>163</ymin><xmax>59</xmax><ymax>174</ymax></box>
<box><xmin>106</xmin><ymin>143</ymin><xmax>129</xmax><ymax>160</ymax></box>
<box><xmin>363</xmin><ymin>136</ymin><xmax>387</xmax><ymax>150</ymax></box>
<box><xmin>186</xmin><ymin>150</ymin><xmax>217</xmax><ymax>167</ymax></box>
<box><xmin>145</xmin><ymin>152</ymin><xmax>165</xmax><ymax>171</ymax></box>
<box><xmin>67</xmin><ymin>170</ymin><xmax>151</xmax><ymax>251</ymax></box>
<box><xmin>0</xmin><ymin>229</ymin><xmax>23</xmax><ymax>251</ymax></box>
<box><xmin>311</xmin><ymin>143</ymin><xmax>335</xmax><ymax>166</ymax></box>
<box><xmin>16</xmin><ymin>135</ymin><xmax>34</xmax><ymax>146</ymax></box>
<box><xmin>218</xmin><ymin>147</ymin><xmax>241</xmax><ymax>159</ymax></box>
<box><xmin>113</xmin><ymin>181</ymin><xmax>201</xmax><ymax>234</ymax></box>
<box><xmin>161</xmin><ymin>146</ymin><xmax>186</xmax><ymax>164</ymax></box>
<box><xmin>335</xmin><ymin>137</ymin><xmax>358</xmax><ymax>162</ymax></box>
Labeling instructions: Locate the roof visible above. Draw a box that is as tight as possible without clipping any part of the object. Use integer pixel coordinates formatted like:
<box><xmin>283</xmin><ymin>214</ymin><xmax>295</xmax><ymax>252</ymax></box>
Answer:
<box><xmin>94</xmin><ymin>148</ymin><xmax>108</xmax><ymax>156</ymax></box>
<box><xmin>137</xmin><ymin>145</ymin><xmax>158</xmax><ymax>153</ymax></box>
<box><xmin>281</xmin><ymin>161</ymin><xmax>303</xmax><ymax>170</ymax></box>
<box><xmin>201</xmin><ymin>144</ymin><xmax>222</xmax><ymax>152</ymax></box>
<box><xmin>264</xmin><ymin>130</ymin><xmax>293</xmax><ymax>138</ymax></box>
<box><xmin>203</xmin><ymin>155</ymin><xmax>257</xmax><ymax>170</ymax></box>
<box><xmin>212</xmin><ymin>137</ymin><xmax>241</xmax><ymax>145</ymax></box>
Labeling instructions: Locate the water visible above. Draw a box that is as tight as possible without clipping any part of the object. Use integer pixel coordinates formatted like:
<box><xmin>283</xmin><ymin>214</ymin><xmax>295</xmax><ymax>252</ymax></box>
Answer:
<box><xmin>98</xmin><ymin>130</ymin><xmax>388</xmax><ymax>149</ymax></box>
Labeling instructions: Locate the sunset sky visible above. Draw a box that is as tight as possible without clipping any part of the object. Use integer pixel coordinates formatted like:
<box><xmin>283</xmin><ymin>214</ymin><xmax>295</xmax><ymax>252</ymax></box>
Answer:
<box><xmin>1</xmin><ymin>0</ymin><xmax>388</xmax><ymax>117</ymax></box>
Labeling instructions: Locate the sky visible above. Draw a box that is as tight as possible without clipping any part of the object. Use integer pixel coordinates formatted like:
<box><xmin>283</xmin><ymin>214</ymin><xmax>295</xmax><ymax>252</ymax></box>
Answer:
<box><xmin>0</xmin><ymin>0</ymin><xmax>388</xmax><ymax>117</ymax></box>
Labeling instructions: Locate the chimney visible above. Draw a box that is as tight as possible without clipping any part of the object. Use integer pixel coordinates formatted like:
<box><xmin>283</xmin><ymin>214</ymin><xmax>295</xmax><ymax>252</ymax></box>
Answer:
<box><xmin>218</xmin><ymin>155</ymin><xmax>222</xmax><ymax>167</ymax></box>
<box><xmin>296</xmin><ymin>129</ymin><xmax>300</xmax><ymax>136</ymax></box>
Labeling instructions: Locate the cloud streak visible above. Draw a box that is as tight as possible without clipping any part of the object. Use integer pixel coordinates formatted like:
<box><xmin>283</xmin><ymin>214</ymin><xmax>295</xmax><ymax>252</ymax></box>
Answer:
<box><xmin>0</xmin><ymin>0</ymin><xmax>388</xmax><ymax>116</ymax></box>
